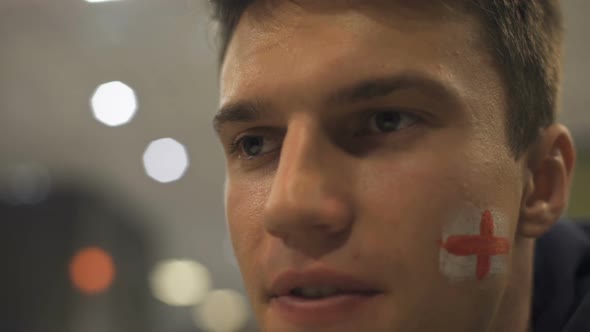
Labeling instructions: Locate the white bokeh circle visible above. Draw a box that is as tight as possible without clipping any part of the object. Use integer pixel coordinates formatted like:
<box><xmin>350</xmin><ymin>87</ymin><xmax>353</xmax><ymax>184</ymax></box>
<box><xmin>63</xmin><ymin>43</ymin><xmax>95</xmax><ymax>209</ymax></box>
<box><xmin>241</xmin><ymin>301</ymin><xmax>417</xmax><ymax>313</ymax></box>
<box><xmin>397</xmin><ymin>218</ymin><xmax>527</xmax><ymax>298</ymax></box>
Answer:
<box><xmin>193</xmin><ymin>289</ymin><xmax>249</xmax><ymax>332</ymax></box>
<box><xmin>149</xmin><ymin>259</ymin><xmax>212</xmax><ymax>306</ymax></box>
<box><xmin>91</xmin><ymin>81</ymin><xmax>137</xmax><ymax>127</ymax></box>
<box><xmin>143</xmin><ymin>138</ymin><xmax>189</xmax><ymax>183</ymax></box>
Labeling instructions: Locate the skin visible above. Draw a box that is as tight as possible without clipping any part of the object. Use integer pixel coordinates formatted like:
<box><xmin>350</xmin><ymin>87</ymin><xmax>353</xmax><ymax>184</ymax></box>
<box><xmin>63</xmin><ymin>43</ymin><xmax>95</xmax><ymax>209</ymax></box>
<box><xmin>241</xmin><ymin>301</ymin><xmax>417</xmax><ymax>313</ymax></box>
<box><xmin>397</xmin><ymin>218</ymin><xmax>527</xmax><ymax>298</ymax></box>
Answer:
<box><xmin>213</xmin><ymin>1</ymin><xmax>576</xmax><ymax>331</ymax></box>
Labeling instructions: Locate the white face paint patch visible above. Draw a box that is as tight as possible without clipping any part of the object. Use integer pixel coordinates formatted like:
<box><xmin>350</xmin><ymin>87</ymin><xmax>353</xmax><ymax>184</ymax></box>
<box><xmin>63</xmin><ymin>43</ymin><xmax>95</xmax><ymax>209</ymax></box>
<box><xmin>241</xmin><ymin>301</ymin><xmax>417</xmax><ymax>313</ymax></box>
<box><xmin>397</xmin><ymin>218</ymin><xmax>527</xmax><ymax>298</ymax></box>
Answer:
<box><xmin>439</xmin><ymin>205</ymin><xmax>511</xmax><ymax>282</ymax></box>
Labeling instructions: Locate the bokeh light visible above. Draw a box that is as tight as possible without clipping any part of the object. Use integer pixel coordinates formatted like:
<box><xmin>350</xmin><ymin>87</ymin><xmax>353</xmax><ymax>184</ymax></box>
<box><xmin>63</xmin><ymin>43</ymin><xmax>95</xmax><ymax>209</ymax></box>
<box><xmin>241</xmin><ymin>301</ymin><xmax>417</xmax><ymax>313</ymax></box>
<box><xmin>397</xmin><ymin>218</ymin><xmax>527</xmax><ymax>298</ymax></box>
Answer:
<box><xmin>69</xmin><ymin>247</ymin><xmax>116</xmax><ymax>295</ymax></box>
<box><xmin>149</xmin><ymin>259</ymin><xmax>211</xmax><ymax>306</ymax></box>
<box><xmin>193</xmin><ymin>289</ymin><xmax>249</xmax><ymax>332</ymax></box>
<box><xmin>90</xmin><ymin>81</ymin><xmax>137</xmax><ymax>127</ymax></box>
<box><xmin>1</xmin><ymin>163</ymin><xmax>52</xmax><ymax>205</ymax></box>
<box><xmin>142</xmin><ymin>138</ymin><xmax>189</xmax><ymax>183</ymax></box>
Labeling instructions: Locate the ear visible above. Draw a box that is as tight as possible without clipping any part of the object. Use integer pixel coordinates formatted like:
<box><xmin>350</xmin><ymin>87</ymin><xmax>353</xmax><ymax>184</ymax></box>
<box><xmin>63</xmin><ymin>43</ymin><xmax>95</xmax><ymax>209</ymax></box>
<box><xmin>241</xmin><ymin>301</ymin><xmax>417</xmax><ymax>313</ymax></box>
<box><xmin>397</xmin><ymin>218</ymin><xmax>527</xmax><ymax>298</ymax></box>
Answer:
<box><xmin>518</xmin><ymin>124</ymin><xmax>576</xmax><ymax>238</ymax></box>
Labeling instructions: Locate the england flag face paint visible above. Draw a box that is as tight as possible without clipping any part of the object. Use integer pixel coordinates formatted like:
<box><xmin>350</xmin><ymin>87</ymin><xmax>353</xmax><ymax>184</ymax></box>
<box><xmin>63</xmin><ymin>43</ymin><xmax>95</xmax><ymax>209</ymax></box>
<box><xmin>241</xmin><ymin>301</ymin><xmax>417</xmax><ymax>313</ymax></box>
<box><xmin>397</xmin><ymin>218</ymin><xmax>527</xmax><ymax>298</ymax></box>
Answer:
<box><xmin>439</xmin><ymin>206</ymin><xmax>511</xmax><ymax>281</ymax></box>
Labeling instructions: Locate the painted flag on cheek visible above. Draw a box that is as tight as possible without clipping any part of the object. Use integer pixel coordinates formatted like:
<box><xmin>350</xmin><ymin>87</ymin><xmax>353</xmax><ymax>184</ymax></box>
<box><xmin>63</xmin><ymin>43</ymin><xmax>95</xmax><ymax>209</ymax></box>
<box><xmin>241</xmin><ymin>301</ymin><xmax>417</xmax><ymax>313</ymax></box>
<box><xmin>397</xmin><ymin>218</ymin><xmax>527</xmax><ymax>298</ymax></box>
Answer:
<box><xmin>439</xmin><ymin>209</ymin><xmax>511</xmax><ymax>281</ymax></box>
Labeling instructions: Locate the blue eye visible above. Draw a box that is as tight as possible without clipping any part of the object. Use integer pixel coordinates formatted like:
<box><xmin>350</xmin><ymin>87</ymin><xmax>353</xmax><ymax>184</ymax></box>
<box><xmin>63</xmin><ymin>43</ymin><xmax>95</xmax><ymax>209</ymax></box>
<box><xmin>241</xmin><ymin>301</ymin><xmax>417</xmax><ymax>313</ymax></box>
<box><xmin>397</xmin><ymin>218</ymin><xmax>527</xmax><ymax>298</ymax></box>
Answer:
<box><xmin>240</xmin><ymin>136</ymin><xmax>263</xmax><ymax>157</ymax></box>
<box><xmin>227</xmin><ymin>110</ymin><xmax>418</xmax><ymax>160</ymax></box>
<box><xmin>368</xmin><ymin>110</ymin><xmax>418</xmax><ymax>133</ymax></box>
<box><xmin>229</xmin><ymin>135</ymin><xmax>281</xmax><ymax>159</ymax></box>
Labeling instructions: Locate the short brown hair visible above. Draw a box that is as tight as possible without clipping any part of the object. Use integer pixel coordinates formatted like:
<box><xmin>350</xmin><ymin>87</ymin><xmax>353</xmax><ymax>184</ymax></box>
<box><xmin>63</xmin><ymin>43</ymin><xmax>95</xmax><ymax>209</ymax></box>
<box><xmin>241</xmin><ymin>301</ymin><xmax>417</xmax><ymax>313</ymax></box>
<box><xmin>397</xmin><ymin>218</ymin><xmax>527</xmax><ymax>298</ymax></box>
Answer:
<box><xmin>209</xmin><ymin>0</ymin><xmax>564</xmax><ymax>157</ymax></box>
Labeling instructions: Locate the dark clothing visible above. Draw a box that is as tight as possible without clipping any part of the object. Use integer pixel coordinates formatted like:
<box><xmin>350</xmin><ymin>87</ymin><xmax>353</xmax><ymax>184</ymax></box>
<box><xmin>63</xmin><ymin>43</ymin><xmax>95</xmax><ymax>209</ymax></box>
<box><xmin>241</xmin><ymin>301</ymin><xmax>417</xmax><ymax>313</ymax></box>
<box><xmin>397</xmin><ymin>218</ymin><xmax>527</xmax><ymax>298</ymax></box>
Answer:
<box><xmin>533</xmin><ymin>220</ymin><xmax>590</xmax><ymax>332</ymax></box>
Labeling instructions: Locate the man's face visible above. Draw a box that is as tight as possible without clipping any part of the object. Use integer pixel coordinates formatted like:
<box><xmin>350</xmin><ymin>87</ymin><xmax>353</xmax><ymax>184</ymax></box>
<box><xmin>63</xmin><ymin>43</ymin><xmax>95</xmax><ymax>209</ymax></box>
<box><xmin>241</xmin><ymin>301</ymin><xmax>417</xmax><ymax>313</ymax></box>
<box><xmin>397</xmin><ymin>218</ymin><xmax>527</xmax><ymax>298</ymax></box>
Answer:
<box><xmin>216</xmin><ymin>1</ymin><xmax>527</xmax><ymax>331</ymax></box>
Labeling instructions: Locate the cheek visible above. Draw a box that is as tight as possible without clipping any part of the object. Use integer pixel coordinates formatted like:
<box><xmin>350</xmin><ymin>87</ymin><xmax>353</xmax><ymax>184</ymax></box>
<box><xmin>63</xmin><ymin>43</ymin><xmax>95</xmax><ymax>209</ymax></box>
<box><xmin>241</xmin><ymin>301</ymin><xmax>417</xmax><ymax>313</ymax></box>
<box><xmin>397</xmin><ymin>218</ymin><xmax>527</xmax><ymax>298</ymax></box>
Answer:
<box><xmin>358</xmin><ymin>150</ymin><xmax>523</xmax><ymax>266</ymax></box>
<box><xmin>357</xmin><ymin>158</ymin><xmax>469</xmax><ymax>272</ymax></box>
<box><xmin>357</xmin><ymin>149</ymin><xmax>520</xmax><ymax>245</ymax></box>
<box><xmin>355</xmin><ymin>155</ymin><xmax>522</xmax><ymax>324</ymax></box>
<box><xmin>225</xmin><ymin>177</ymin><xmax>268</xmax><ymax>264</ymax></box>
<box><xmin>360</xmin><ymin>155</ymin><xmax>469</xmax><ymax>219</ymax></box>
<box><xmin>366</xmin><ymin>135</ymin><xmax>522</xmax><ymax>214</ymax></box>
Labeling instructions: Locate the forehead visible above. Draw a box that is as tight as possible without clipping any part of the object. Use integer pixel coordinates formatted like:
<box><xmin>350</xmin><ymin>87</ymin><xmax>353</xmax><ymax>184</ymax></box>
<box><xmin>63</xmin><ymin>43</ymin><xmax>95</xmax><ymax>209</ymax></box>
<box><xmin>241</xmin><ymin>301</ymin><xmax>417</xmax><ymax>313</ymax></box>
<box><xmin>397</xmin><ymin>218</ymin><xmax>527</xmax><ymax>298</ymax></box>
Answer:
<box><xmin>219</xmin><ymin>0</ymin><xmax>493</xmax><ymax>117</ymax></box>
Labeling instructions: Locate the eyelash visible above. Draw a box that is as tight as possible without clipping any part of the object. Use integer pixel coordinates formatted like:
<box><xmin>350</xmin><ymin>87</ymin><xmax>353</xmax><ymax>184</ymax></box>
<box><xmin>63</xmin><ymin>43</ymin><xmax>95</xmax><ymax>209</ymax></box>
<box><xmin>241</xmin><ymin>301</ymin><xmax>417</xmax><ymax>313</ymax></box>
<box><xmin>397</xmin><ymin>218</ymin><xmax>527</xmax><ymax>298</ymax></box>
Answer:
<box><xmin>226</xmin><ymin>109</ymin><xmax>420</xmax><ymax>159</ymax></box>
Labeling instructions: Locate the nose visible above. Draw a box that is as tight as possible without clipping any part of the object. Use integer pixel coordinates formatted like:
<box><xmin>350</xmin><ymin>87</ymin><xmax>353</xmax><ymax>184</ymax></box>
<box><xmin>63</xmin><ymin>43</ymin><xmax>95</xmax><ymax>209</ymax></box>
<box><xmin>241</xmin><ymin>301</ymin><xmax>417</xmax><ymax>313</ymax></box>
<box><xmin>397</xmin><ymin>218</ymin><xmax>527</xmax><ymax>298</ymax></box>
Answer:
<box><xmin>263</xmin><ymin>115</ymin><xmax>354</xmax><ymax>251</ymax></box>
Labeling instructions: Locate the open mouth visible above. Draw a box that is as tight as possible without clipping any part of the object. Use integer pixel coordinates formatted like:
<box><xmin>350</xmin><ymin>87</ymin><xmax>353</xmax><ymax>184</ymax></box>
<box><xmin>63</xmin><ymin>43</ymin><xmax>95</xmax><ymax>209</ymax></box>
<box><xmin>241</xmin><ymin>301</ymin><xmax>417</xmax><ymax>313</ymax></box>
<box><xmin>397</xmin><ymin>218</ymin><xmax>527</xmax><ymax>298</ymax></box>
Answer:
<box><xmin>268</xmin><ymin>267</ymin><xmax>383</xmax><ymax>301</ymax></box>
<box><xmin>268</xmin><ymin>285</ymin><xmax>383</xmax><ymax>325</ymax></box>
<box><xmin>285</xmin><ymin>287</ymin><xmax>380</xmax><ymax>300</ymax></box>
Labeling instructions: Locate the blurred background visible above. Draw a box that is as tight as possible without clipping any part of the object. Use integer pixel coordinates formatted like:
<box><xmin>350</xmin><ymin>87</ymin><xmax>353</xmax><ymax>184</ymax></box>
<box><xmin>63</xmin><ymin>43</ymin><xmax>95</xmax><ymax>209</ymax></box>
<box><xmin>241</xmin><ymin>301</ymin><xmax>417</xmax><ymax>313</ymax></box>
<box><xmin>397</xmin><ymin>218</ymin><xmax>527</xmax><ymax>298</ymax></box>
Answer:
<box><xmin>0</xmin><ymin>0</ymin><xmax>587</xmax><ymax>331</ymax></box>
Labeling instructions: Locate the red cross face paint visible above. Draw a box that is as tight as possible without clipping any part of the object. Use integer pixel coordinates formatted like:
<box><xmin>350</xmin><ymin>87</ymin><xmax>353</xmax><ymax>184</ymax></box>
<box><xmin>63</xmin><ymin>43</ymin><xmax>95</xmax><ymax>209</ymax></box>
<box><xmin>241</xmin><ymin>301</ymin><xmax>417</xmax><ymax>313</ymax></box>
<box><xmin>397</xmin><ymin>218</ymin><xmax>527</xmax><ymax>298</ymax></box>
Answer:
<box><xmin>439</xmin><ymin>207</ymin><xmax>511</xmax><ymax>281</ymax></box>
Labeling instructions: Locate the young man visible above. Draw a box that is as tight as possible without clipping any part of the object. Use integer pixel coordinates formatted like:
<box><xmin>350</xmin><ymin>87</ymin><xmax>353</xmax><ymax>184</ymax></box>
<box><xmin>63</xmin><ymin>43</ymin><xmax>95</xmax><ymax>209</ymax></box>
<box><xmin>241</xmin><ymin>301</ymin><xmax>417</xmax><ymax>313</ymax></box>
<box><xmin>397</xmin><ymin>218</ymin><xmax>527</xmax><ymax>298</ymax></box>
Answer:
<box><xmin>209</xmin><ymin>1</ymin><xmax>589</xmax><ymax>331</ymax></box>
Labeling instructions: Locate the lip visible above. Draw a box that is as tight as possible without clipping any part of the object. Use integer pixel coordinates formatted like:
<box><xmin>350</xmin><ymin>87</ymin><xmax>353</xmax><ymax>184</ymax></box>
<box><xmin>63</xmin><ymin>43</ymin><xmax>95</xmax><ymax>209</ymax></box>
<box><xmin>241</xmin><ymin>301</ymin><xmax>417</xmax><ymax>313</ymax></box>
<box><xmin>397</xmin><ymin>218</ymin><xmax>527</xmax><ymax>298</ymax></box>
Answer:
<box><xmin>269</xmin><ymin>268</ymin><xmax>382</xmax><ymax>297</ymax></box>
<box><xmin>268</xmin><ymin>267</ymin><xmax>383</xmax><ymax>325</ymax></box>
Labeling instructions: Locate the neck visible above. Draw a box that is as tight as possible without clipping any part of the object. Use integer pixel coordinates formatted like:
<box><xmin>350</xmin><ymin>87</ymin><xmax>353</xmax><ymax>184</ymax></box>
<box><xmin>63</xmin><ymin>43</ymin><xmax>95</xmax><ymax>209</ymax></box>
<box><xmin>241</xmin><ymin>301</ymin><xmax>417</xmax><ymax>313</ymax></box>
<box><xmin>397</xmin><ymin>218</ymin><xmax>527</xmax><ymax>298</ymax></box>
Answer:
<box><xmin>490</xmin><ymin>237</ymin><xmax>536</xmax><ymax>332</ymax></box>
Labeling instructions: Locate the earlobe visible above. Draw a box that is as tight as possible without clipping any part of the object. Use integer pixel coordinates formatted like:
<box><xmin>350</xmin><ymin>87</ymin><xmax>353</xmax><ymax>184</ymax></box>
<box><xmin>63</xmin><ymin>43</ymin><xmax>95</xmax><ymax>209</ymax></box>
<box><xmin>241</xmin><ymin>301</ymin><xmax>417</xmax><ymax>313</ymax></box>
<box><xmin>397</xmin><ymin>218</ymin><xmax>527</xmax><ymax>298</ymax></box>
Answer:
<box><xmin>517</xmin><ymin>124</ymin><xmax>576</xmax><ymax>239</ymax></box>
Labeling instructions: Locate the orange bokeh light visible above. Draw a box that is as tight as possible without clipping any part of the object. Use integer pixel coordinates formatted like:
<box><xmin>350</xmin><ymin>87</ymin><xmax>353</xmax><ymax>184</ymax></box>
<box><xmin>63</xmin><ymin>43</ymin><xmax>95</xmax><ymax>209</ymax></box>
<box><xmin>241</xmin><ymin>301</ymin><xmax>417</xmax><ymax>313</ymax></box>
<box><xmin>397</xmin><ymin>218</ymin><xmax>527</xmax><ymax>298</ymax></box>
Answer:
<box><xmin>69</xmin><ymin>246</ymin><xmax>115</xmax><ymax>295</ymax></box>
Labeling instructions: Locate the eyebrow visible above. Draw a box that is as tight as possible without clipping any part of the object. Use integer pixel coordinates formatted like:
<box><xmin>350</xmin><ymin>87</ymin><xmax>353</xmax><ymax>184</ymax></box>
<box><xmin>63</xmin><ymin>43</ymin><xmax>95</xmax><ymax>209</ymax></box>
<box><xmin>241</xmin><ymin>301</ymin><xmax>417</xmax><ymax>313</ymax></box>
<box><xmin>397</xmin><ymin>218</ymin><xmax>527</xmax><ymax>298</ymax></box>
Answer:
<box><xmin>213</xmin><ymin>98</ymin><xmax>270</xmax><ymax>135</ymax></box>
<box><xmin>212</xmin><ymin>72</ymin><xmax>453</xmax><ymax>134</ymax></box>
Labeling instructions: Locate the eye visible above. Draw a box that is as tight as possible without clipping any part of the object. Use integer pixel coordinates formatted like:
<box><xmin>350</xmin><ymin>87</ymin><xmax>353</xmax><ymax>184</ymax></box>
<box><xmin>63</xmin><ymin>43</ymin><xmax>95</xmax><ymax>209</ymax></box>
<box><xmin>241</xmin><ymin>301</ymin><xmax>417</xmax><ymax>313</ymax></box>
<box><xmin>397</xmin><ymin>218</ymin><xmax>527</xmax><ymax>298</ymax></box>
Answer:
<box><xmin>228</xmin><ymin>134</ymin><xmax>281</xmax><ymax>159</ymax></box>
<box><xmin>367</xmin><ymin>110</ymin><xmax>418</xmax><ymax>134</ymax></box>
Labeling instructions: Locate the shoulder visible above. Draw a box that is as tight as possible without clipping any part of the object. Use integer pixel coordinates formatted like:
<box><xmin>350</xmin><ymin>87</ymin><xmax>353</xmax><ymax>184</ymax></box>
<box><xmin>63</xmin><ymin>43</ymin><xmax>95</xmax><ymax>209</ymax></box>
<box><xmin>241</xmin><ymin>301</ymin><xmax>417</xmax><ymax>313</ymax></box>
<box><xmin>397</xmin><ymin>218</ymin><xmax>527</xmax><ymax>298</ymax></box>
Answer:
<box><xmin>533</xmin><ymin>219</ymin><xmax>590</xmax><ymax>332</ymax></box>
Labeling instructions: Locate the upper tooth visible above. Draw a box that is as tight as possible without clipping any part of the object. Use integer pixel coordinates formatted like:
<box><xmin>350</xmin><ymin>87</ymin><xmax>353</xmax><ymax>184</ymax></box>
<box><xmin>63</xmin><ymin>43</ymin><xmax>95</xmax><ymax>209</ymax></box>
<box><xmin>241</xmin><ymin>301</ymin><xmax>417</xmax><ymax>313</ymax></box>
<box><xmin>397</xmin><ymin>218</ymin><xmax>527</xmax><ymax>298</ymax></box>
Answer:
<box><xmin>299</xmin><ymin>287</ymin><xmax>338</xmax><ymax>297</ymax></box>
